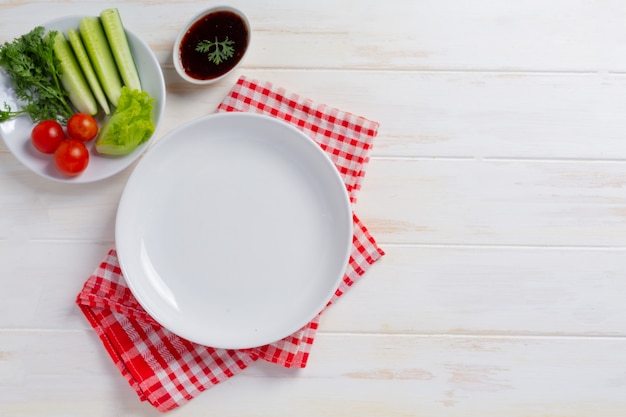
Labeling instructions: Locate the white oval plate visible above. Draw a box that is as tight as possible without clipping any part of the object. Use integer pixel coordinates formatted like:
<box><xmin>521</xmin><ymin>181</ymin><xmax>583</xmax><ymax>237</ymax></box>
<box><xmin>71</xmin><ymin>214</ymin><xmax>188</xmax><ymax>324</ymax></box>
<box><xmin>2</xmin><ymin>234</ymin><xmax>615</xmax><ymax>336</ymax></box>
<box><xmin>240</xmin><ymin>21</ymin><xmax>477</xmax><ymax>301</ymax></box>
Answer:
<box><xmin>116</xmin><ymin>113</ymin><xmax>353</xmax><ymax>349</ymax></box>
<box><xmin>0</xmin><ymin>16</ymin><xmax>166</xmax><ymax>183</ymax></box>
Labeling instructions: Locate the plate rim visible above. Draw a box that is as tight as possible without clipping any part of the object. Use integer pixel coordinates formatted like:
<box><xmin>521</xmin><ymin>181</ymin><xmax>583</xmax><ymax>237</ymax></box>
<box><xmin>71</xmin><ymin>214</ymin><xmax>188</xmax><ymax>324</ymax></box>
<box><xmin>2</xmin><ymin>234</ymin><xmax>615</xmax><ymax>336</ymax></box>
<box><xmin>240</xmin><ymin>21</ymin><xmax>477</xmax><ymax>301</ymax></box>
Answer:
<box><xmin>115</xmin><ymin>112</ymin><xmax>353</xmax><ymax>349</ymax></box>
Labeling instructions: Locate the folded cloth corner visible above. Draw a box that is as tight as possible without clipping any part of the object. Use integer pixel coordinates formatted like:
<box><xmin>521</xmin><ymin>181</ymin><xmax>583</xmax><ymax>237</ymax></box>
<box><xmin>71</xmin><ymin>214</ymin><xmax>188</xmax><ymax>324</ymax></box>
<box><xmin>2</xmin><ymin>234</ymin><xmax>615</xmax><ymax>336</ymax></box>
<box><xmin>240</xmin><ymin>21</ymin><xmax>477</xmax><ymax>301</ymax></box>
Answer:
<box><xmin>76</xmin><ymin>75</ymin><xmax>384</xmax><ymax>412</ymax></box>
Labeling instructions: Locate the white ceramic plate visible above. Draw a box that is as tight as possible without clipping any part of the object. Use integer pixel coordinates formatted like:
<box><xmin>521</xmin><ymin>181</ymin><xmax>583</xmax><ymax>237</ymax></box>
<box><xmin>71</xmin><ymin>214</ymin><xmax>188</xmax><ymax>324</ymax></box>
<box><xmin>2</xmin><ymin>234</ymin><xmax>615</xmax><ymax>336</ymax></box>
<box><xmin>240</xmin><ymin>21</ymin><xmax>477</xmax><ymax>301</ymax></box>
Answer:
<box><xmin>0</xmin><ymin>16</ymin><xmax>166</xmax><ymax>183</ymax></box>
<box><xmin>116</xmin><ymin>113</ymin><xmax>353</xmax><ymax>349</ymax></box>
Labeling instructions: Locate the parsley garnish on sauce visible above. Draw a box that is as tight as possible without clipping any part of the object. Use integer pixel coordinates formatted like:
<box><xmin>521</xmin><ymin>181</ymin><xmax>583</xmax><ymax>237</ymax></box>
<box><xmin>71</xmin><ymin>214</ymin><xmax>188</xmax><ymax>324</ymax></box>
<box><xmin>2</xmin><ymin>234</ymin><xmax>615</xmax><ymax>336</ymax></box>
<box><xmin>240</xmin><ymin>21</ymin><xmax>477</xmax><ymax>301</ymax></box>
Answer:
<box><xmin>195</xmin><ymin>37</ymin><xmax>235</xmax><ymax>65</ymax></box>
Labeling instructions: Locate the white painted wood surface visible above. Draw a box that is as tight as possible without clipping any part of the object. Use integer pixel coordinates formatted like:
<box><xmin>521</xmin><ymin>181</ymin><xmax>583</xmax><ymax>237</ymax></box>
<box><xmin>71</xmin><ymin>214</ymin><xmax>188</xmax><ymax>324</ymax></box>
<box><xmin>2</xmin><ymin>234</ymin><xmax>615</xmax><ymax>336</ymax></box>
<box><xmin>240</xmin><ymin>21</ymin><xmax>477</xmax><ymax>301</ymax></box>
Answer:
<box><xmin>2</xmin><ymin>0</ymin><xmax>626</xmax><ymax>415</ymax></box>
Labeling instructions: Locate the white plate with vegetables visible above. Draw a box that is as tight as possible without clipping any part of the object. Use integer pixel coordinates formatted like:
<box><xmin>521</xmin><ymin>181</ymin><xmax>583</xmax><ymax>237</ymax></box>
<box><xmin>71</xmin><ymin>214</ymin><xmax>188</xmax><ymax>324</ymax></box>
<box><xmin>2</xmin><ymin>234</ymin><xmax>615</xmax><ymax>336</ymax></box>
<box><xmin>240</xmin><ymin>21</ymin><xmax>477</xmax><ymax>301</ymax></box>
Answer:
<box><xmin>0</xmin><ymin>10</ymin><xmax>166</xmax><ymax>183</ymax></box>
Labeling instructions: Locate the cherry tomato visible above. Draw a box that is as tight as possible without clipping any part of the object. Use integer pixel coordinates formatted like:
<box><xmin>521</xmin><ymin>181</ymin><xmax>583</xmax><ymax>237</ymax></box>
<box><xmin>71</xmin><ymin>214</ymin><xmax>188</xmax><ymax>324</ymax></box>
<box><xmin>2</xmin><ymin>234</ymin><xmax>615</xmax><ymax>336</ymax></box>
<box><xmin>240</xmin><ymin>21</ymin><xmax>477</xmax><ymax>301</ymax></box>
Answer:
<box><xmin>54</xmin><ymin>139</ymin><xmax>89</xmax><ymax>176</ymax></box>
<box><xmin>67</xmin><ymin>113</ymin><xmax>98</xmax><ymax>142</ymax></box>
<box><xmin>31</xmin><ymin>120</ymin><xmax>65</xmax><ymax>154</ymax></box>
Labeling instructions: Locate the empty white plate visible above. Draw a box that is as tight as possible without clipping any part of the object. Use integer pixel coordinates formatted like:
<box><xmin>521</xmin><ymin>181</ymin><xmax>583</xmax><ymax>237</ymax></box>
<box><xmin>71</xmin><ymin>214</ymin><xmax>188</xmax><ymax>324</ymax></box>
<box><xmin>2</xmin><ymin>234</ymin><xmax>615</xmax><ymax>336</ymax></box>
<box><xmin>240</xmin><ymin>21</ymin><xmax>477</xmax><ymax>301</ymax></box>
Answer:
<box><xmin>115</xmin><ymin>112</ymin><xmax>353</xmax><ymax>349</ymax></box>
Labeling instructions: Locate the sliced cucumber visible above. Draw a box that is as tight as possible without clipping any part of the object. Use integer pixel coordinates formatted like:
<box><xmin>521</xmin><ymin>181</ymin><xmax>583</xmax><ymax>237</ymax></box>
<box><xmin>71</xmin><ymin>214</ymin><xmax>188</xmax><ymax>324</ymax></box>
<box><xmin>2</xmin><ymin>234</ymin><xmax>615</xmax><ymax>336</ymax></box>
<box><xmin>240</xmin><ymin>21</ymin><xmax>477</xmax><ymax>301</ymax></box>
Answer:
<box><xmin>67</xmin><ymin>29</ymin><xmax>111</xmax><ymax>115</ymax></box>
<box><xmin>79</xmin><ymin>16</ymin><xmax>123</xmax><ymax>107</ymax></box>
<box><xmin>100</xmin><ymin>8</ymin><xmax>141</xmax><ymax>91</ymax></box>
<box><xmin>51</xmin><ymin>31</ymin><xmax>98</xmax><ymax>115</ymax></box>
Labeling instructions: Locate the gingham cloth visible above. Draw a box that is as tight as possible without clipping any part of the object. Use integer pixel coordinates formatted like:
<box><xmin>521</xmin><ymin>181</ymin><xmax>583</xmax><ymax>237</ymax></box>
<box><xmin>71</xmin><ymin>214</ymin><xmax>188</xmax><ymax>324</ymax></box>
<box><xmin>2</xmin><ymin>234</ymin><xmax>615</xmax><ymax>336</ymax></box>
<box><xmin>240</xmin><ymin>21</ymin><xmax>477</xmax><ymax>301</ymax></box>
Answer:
<box><xmin>76</xmin><ymin>76</ymin><xmax>384</xmax><ymax>412</ymax></box>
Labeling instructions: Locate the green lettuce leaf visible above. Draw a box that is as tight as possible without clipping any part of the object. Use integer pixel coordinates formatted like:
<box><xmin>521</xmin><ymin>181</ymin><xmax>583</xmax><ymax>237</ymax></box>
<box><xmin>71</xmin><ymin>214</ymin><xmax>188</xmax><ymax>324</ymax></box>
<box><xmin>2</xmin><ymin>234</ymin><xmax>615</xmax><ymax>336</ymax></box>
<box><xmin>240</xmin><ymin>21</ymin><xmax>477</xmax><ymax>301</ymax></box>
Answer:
<box><xmin>95</xmin><ymin>86</ymin><xmax>154</xmax><ymax>155</ymax></box>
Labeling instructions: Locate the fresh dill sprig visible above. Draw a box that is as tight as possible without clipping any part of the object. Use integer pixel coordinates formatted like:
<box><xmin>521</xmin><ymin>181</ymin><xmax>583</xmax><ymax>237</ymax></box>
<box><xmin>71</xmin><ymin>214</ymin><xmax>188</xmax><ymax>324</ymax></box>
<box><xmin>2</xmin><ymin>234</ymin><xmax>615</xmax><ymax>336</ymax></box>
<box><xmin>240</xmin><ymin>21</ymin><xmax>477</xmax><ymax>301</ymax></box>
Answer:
<box><xmin>0</xmin><ymin>26</ymin><xmax>73</xmax><ymax>123</ymax></box>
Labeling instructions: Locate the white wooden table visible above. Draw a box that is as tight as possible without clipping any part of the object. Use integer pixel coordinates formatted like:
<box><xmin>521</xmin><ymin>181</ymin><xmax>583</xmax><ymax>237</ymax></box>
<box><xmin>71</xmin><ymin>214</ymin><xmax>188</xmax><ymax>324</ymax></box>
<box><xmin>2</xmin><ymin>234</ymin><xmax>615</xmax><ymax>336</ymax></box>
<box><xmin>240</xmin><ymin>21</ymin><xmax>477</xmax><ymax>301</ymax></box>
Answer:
<box><xmin>2</xmin><ymin>0</ymin><xmax>626</xmax><ymax>415</ymax></box>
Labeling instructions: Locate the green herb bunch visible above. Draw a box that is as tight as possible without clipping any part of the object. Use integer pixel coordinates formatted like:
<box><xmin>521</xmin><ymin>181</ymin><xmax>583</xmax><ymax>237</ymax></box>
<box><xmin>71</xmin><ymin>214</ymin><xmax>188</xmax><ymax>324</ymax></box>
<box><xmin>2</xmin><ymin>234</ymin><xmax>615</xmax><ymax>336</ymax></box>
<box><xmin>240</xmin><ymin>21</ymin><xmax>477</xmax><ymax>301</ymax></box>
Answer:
<box><xmin>0</xmin><ymin>26</ymin><xmax>74</xmax><ymax>123</ymax></box>
<box><xmin>196</xmin><ymin>37</ymin><xmax>235</xmax><ymax>65</ymax></box>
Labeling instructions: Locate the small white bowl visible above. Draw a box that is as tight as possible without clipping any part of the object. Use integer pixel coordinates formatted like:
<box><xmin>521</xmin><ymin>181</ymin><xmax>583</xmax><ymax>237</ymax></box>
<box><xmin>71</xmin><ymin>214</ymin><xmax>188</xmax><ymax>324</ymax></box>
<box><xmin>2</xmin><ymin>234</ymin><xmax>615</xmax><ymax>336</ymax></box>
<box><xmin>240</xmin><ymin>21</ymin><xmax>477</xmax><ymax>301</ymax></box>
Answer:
<box><xmin>173</xmin><ymin>6</ymin><xmax>250</xmax><ymax>85</ymax></box>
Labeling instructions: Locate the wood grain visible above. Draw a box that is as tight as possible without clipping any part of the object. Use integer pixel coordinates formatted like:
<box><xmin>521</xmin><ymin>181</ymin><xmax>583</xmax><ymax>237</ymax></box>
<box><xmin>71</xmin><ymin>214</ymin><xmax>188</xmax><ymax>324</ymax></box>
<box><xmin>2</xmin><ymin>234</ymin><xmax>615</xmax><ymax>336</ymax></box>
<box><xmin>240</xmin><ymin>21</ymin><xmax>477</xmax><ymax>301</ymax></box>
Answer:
<box><xmin>1</xmin><ymin>0</ymin><xmax>625</xmax><ymax>415</ymax></box>
<box><xmin>1</xmin><ymin>332</ymin><xmax>625</xmax><ymax>416</ymax></box>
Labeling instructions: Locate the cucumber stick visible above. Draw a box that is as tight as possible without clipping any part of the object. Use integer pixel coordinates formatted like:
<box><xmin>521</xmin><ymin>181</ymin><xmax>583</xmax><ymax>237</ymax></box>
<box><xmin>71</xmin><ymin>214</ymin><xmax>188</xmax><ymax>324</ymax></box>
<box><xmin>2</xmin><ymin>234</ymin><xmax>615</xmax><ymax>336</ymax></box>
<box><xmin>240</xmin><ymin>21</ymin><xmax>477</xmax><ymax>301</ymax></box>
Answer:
<box><xmin>67</xmin><ymin>29</ymin><xmax>111</xmax><ymax>115</ymax></box>
<box><xmin>79</xmin><ymin>16</ymin><xmax>123</xmax><ymax>107</ymax></box>
<box><xmin>51</xmin><ymin>31</ymin><xmax>98</xmax><ymax>115</ymax></box>
<box><xmin>100</xmin><ymin>8</ymin><xmax>141</xmax><ymax>91</ymax></box>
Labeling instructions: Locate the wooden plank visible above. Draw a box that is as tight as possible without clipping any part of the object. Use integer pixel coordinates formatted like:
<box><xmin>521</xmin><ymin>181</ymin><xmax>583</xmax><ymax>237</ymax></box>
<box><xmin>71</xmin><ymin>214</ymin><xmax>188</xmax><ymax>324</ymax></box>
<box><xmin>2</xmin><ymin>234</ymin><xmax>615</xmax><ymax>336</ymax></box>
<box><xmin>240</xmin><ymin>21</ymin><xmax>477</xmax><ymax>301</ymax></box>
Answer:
<box><xmin>358</xmin><ymin>158</ymin><xmax>626</xmax><ymax>246</ymax></box>
<box><xmin>227</xmin><ymin>71</ymin><xmax>626</xmax><ymax>160</ymax></box>
<box><xmin>0</xmin><ymin>154</ymin><xmax>127</xmax><ymax>242</ymax></box>
<box><xmin>5</xmin><ymin>69</ymin><xmax>626</xmax><ymax>160</ymax></box>
<box><xmin>11</xmin><ymin>156</ymin><xmax>625</xmax><ymax>245</ymax></box>
<box><xmin>322</xmin><ymin>245</ymin><xmax>626</xmax><ymax>336</ymax></box>
<box><xmin>2</xmin><ymin>0</ymin><xmax>625</xmax><ymax>72</ymax></box>
<box><xmin>7</xmin><ymin>67</ymin><xmax>620</xmax><ymax>161</ymax></box>
<box><xmin>2</xmin><ymin>241</ymin><xmax>626</xmax><ymax>338</ymax></box>
<box><xmin>1</xmin><ymin>331</ymin><xmax>625</xmax><ymax>416</ymax></box>
<box><xmin>0</xmin><ymin>241</ymin><xmax>112</xmax><ymax>330</ymax></box>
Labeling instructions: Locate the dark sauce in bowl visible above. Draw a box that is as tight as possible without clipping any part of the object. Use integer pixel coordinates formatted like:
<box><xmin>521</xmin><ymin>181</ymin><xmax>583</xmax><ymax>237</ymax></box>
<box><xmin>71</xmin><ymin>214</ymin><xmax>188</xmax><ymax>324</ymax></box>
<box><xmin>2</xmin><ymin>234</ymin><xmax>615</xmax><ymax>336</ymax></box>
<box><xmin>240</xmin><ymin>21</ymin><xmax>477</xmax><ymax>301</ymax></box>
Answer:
<box><xmin>179</xmin><ymin>11</ymin><xmax>249</xmax><ymax>81</ymax></box>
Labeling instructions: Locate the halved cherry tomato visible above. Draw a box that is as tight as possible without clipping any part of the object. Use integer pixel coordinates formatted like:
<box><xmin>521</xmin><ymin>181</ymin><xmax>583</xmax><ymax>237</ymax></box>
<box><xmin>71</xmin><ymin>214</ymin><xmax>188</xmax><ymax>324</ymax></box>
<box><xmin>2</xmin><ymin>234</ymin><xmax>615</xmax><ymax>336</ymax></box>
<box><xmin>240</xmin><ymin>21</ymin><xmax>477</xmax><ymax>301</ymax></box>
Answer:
<box><xmin>31</xmin><ymin>120</ymin><xmax>65</xmax><ymax>154</ymax></box>
<box><xmin>54</xmin><ymin>139</ymin><xmax>89</xmax><ymax>176</ymax></box>
<box><xmin>67</xmin><ymin>113</ymin><xmax>98</xmax><ymax>142</ymax></box>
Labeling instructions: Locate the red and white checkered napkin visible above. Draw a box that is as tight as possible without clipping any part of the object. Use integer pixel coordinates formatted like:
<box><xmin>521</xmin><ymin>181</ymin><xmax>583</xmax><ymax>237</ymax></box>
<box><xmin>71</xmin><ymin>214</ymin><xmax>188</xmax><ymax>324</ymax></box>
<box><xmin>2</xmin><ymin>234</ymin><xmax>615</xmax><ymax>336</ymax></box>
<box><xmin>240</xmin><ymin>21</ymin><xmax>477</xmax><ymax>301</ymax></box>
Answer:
<box><xmin>76</xmin><ymin>76</ymin><xmax>385</xmax><ymax>412</ymax></box>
